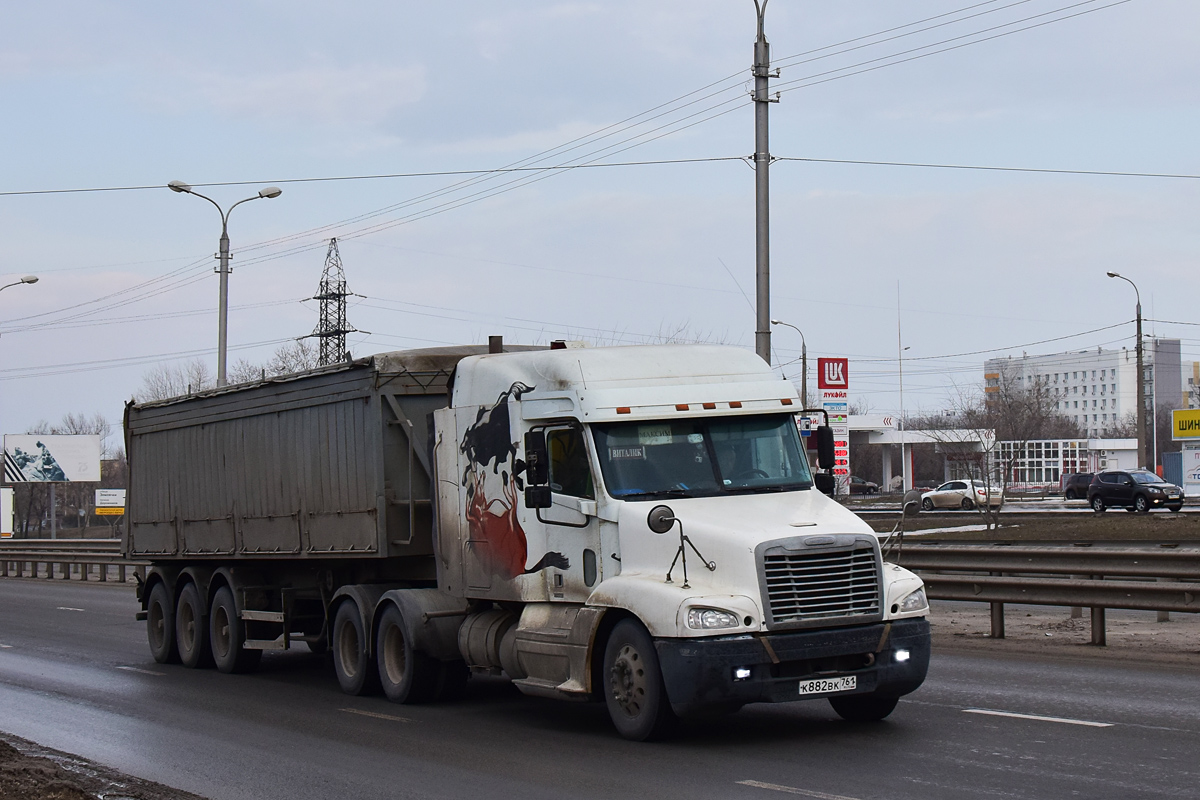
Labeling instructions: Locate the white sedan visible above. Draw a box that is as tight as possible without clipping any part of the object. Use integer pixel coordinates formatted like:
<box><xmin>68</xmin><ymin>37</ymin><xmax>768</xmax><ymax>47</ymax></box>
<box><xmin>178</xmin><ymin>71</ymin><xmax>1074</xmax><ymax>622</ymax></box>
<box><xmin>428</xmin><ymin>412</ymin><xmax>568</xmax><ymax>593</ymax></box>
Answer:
<box><xmin>920</xmin><ymin>480</ymin><xmax>1003</xmax><ymax>511</ymax></box>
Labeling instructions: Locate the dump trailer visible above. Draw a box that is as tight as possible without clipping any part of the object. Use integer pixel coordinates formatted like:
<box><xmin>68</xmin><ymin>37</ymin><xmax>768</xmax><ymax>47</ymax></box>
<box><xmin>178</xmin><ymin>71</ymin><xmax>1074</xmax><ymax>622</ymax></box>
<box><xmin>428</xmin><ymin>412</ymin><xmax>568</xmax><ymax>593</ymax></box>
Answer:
<box><xmin>126</xmin><ymin>342</ymin><xmax>930</xmax><ymax>740</ymax></box>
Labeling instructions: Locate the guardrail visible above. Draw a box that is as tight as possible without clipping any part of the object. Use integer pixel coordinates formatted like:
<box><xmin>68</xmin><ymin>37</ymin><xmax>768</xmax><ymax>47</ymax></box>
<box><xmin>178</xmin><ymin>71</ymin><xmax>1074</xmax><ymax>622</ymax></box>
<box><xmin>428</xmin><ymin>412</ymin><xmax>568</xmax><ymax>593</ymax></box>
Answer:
<box><xmin>897</xmin><ymin>540</ymin><xmax>1200</xmax><ymax>645</ymax></box>
<box><xmin>0</xmin><ymin>539</ymin><xmax>144</xmax><ymax>584</ymax></box>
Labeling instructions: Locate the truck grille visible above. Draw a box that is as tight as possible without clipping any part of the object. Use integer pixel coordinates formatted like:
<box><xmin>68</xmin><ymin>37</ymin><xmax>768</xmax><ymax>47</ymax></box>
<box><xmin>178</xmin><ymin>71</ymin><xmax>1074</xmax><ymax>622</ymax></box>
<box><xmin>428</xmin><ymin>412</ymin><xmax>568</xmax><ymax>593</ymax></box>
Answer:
<box><xmin>761</xmin><ymin>542</ymin><xmax>881</xmax><ymax>628</ymax></box>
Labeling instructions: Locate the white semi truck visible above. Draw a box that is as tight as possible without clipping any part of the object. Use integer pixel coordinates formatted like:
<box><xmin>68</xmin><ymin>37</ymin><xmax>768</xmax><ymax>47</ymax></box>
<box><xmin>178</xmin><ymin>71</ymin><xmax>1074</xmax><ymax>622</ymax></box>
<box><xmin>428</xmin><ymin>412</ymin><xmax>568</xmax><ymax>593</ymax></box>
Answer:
<box><xmin>127</xmin><ymin>341</ymin><xmax>929</xmax><ymax>740</ymax></box>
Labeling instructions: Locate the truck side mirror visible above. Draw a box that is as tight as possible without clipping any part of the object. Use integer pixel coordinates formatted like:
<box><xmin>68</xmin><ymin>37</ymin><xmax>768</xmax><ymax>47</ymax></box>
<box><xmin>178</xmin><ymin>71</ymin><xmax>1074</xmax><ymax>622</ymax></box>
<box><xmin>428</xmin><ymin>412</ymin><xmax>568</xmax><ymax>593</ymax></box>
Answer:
<box><xmin>524</xmin><ymin>485</ymin><xmax>552</xmax><ymax>509</ymax></box>
<box><xmin>814</xmin><ymin>473</ymin><xmax>835</xmax><ymax>495</ymax></box>
<box><xmin>524</xmin><ymin>430</ymin><xmax>549</xmax><ymax>485</ymax></box>
<box><xmin>816</xmin><ymin>425</ymin><xmax>835</xmax><ymax>470</ymax></box>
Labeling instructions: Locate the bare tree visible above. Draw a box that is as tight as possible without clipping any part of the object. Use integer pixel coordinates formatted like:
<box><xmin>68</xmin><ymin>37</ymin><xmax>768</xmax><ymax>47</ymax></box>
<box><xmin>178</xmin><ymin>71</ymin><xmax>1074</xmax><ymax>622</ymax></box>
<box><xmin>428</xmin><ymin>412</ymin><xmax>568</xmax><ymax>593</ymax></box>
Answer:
<box><xmin>913</xmin><ymin>369</ymin><xmax>1081</xmax><ymax>530</ymax></box>
<box><xmin>269</xmin><ymin>339</ymin><xmax>320</xmax><ymax>375</ymax></box>
<box><xmin>137</xmin><ymin>359</ymin><xmax>215</xmax><ymax>401</ymax></box>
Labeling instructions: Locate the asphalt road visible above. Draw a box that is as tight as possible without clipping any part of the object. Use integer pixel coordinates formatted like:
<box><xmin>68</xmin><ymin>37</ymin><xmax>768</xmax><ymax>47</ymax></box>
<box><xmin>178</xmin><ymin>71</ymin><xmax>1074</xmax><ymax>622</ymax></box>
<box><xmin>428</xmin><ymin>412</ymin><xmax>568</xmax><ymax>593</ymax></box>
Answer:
<box><xmin>1</xmin><ymin>579</ymin><xmax>1197</xmax><ymax>800</ymax></box>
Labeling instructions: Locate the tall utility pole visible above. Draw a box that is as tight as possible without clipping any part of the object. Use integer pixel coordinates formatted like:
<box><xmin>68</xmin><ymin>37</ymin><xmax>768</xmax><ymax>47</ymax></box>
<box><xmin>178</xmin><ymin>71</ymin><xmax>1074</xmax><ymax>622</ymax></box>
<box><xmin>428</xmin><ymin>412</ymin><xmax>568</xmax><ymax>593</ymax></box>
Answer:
<box><xmin>312</xmin><ymin>238</ymin><xmax>357</xmax><ymax>366</ymax></box>
<box><xmin>753</xmin><ymin>0</ymin><xmax>778</xmax><ymax>364</ymax></box>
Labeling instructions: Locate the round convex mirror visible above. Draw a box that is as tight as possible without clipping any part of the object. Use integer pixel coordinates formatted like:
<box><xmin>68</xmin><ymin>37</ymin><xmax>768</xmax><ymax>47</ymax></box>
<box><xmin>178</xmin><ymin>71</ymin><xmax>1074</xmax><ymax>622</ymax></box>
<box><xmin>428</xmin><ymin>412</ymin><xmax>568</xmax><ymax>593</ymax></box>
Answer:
<box><xmin>646</xmin><ymin>504</ymin><xmax>676</xmax><ymax>534</ymax></box>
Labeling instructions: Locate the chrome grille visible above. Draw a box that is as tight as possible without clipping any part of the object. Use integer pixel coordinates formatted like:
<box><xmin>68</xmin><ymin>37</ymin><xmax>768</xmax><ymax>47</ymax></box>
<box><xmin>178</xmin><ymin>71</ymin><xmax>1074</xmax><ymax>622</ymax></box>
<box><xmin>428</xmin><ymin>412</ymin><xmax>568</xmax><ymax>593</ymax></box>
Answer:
<box><xmin>763</xmin><ymin>546</ymin><xmax>881</xmax><ymax>627</ymax></box>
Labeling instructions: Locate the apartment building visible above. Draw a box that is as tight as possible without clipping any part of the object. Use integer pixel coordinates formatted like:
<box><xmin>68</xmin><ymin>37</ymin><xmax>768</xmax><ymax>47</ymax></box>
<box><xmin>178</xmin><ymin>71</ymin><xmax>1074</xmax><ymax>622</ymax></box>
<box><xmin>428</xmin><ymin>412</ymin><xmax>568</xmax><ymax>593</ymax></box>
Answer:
<box><xmin>983</xmin><ymin>339</ymin><xmax>1182</xmax><ymax>437</ymax></box>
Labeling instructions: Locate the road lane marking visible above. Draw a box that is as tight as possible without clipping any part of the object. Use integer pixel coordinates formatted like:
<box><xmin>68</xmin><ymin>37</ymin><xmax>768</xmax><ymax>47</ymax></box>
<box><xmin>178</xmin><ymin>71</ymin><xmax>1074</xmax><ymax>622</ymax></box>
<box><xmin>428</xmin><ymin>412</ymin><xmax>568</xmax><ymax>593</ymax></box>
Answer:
<box><xmin>56</xmin><ymin>607</ymin><xmax>85</xmax><ymax>612</ymax></box>
<box><xmin>116</xmin><ymin>666</ymin><xmax>166</xmax><ymax>676</ymax></box>
<box><xmin>0</xmin><ymin>644</ymin><xmax>12</xmax><ymax>649</ymax></box>
<box><xmin>736</xmin><ymin>780</ymin><xmax>861</xmax><ymax>799</ymax></box>
<box><xmin>339</xmin><ymin>707</ymin><xmax>411</xmax><ymax>723</ymax></box>
<box><xmin>964</xmin><ymin>708</ymin><xmax>1113</xmax><ymax>727</ymax></box>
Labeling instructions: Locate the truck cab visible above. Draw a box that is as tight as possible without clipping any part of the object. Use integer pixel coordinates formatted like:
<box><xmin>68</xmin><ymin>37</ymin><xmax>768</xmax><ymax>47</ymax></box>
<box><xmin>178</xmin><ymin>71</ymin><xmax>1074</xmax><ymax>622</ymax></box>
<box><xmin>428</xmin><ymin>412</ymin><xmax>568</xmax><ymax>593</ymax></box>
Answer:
<box><xmin>434</xmin><ymin>343</ymin><xmax>930</xmax><ymax>739</ymax></box>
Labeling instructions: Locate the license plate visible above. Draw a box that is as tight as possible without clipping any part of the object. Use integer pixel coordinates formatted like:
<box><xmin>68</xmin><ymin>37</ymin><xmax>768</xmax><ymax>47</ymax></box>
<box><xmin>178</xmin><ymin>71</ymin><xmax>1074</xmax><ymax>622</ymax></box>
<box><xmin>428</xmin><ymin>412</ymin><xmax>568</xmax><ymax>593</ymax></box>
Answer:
<box><xmin>1168</xmin><ymin>494</ymin><xmax>1179</xmax><ymax>499</ymax></box>
<box><xmin>798</xmin><ymin>676</ymin><xmax>856</xmax><ymax>695</ymax></box>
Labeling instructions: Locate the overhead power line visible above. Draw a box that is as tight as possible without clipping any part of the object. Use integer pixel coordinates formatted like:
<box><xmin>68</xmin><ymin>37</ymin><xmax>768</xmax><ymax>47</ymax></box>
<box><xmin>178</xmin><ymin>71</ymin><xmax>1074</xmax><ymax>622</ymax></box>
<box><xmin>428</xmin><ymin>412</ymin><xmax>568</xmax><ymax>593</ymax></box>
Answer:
<box><xmin>778</xmin><ymin>157</ymin><xmax>1200</xmax><ymax>181</ymax></box>
<box><xmin>0</xmin><ymin>157</ymin><xmax>746</xmax><ymax>198</ymax></box>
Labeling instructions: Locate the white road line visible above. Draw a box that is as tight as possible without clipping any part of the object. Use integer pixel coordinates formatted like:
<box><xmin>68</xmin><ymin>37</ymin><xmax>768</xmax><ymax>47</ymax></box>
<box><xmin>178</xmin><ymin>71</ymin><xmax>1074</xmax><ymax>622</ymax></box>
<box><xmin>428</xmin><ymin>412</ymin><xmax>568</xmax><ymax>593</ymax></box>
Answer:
<box><xmin>736</xmin><ymin>780</ymin><xmax>862</xmax><ymax>800</ymax></box>
<box><xmin>964</xmin><ymin>708</ymin><xmax>1114</xmax><ymax>727</ymax></box>
<box><xmin>339</xmin><ymin>707</ymin><xmax>411</xmax><ymax>723</ymax></box>
<box><xmin>56</xmin><ymin>607</ymin><xmax>85</xmax><ymax>612</ymax></box>
<box><xmin>116</xmin><ymin>666</ymin><xmax>166</xmax><ymax>676</ymax></box>
<box><xmin>0</xmin><ymin>644</ymin><xmax>12</xmax><ymax>649</ymax></box>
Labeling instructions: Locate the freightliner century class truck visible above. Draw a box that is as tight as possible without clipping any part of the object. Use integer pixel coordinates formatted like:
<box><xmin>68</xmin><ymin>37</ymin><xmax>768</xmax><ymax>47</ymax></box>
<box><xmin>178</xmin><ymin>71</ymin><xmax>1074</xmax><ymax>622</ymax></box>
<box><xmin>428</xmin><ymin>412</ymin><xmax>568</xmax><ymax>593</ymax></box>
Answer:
<box><xmin>126</xmin><ymin>341</ymin><xmax>930</xmax><ymax>740</ymax></box>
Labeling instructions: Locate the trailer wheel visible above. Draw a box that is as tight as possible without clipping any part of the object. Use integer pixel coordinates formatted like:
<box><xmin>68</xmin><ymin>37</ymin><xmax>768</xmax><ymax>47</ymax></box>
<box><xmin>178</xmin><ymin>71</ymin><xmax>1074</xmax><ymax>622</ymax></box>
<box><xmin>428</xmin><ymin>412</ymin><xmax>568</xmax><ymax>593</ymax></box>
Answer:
<box><xmin>375</xmin><ymin>604</ymin><xmax>439</xmax><ymax>704</ymax></box>
<box><xmin>829</xmin><ymin>693</ymin><xmax>898</xmax><ymax>722</ymax></box>
<box><xmin>333</xmin><ymin>600</ymin><xmax>379</xmax><ymax>696</ymax></box>
<box><xmin>210</xmin><ymin>586</ymin><xmax>261</xmax><ymax>674</ymax></box>
<box><xmin>603</xmin><ymin>619</ymin><xmax>676</xmax><ymax>741</ymax></box>
<box><xmin>146</xmin><ymin>582</ymin><xmax>180</xmax><ymax>664</ymax></box>
<box><xmin>175</xmin><ymin>582</ymin><xmax>212</xmax><ymax>669</ymax></box>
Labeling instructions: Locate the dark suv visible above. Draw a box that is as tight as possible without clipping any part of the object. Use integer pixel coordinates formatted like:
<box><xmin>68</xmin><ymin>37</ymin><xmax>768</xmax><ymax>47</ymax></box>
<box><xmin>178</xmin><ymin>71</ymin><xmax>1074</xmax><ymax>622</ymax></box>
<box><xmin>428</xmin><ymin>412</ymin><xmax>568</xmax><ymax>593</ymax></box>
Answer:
<box><xmin>1062</xmin><ymin>472</ymin><xmax>1093</xmax><ymax>501</ymax></box>
<box><xmin>1087</xmin><ymin>470</ymin><xmax>1184</xmax><ymax>513</ymax></box>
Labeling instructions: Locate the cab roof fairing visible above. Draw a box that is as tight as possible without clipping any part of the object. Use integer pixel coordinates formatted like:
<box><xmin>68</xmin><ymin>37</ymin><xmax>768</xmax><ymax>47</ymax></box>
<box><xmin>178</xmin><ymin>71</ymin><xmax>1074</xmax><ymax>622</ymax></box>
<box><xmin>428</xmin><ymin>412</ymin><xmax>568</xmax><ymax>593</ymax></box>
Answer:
<box><xmin>451</xmin><ymin>344</ymin><xmax>799</xmax><ymax>417</ymax></box>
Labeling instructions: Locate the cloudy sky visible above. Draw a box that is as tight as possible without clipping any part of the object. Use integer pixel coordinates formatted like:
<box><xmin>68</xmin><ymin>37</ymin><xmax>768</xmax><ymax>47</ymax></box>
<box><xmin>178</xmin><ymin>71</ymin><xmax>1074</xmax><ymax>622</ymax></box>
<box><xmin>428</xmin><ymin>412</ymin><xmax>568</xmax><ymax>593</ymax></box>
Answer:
<box><xmin>2</xmin><ymin>0</ymin><xmax>1197</xmax><ymax>444</ymax></box>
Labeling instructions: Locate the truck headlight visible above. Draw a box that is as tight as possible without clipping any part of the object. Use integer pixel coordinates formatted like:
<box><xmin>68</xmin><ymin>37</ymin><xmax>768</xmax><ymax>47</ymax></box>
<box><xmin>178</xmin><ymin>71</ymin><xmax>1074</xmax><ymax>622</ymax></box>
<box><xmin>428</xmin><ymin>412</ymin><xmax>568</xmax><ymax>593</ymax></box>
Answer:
<box><xmin>687</xmin><ymin>608</ymin><xmax>741</xmax><ymax>630</ymax></box>
<box><xmin>897</xmin><ymin>587</ymin><xmax>928</xmax><ymax>614</ymax></box>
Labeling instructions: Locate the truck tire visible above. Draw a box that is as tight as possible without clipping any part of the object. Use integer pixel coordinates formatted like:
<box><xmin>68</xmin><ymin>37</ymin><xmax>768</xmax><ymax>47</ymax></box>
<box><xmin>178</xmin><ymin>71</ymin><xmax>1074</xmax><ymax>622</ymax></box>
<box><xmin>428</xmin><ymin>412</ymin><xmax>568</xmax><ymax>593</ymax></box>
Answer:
<box><xmin>175</xmin><ymin>582</ymin><xmax>212</xmax><ymax>669</ymax></box>
<box><xmin>209</xmin><ymin>586</ymin><xmax>261</xmax><ymax>674</ymax></box>
<box><xmin>146</xmin><ymin>582</ymin><xmax>180</xmax><ymax>664</ymax></box>
<box><xmin>829</xmin><ymin>693</ymin><xmax>899</xmax><ymax>722</ymax></box>
<box><xmin>375</xmin><ymin>604</ymin><xmax>439</xmax><ymax>704</ymax></box>
<box><xmin>603</xmin><ymin>619</ymin><xmax>676</xmax><ymax>741</ymax></box>
<box><xmin>333</xmin><ymin>600</ymin><xmax>379</xmax><ymax>696</ymax></box>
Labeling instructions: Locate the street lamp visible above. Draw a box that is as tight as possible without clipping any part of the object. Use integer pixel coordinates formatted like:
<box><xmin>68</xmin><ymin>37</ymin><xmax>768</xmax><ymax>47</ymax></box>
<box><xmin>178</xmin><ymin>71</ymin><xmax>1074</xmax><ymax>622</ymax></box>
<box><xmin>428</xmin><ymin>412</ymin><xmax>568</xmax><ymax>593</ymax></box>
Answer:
<box><xmin>168</xmin><ymin>181</ymin><xmax>282</xmax><ymax>386</ymax></box>
<box><xmin>1106</xmin><ymin>271</ymin><xmax>1148</xmax><ymax>469</ymax></box>
<box><xmin>770</xmin><ymin>318</ymin><xmax>806</xmax><ymax>405</ymax></box>
<box><xmin>0</xmin><ymin>275</ymin><xmax>38</xmax><ymax>293</ymax></box>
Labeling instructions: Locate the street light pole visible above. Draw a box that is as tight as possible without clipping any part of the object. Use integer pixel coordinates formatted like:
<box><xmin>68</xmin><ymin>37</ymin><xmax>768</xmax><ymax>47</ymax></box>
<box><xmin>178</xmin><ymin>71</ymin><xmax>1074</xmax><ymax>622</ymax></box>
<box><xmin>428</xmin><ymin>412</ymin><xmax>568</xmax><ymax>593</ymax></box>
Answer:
<box><xmin>753</xmin><ymin>0</ymin><xmax>778</xmax><ymax>364</ymax></box>
<box><xmin>770</xmin><ymin>319</ymin><xmax>806</xmax><ymax>405</ymax></box>
<box><xmin>1106</xmin><ymin>272</ymin><xmax>1147</xmax><ymax>468</ymax></box>
<box><xmin>168</xmin><ymin>181</ymin><xmax>282</xmax><ymax>387</ymax></box>
<box><xmin>0</xmin><ymin>275</ymin><xmax>39</xmax><ymax>294</ymax></box>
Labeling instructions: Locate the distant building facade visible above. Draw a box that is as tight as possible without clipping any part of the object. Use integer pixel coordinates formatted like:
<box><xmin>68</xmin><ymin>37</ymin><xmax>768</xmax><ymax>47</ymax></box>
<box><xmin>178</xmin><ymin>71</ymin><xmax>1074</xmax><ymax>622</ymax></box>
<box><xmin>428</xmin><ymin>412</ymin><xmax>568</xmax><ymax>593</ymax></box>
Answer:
<box><xmin>984</xmin><ymin>339</ymin><xmax>1183</xmax><ymax>437</ymax></box>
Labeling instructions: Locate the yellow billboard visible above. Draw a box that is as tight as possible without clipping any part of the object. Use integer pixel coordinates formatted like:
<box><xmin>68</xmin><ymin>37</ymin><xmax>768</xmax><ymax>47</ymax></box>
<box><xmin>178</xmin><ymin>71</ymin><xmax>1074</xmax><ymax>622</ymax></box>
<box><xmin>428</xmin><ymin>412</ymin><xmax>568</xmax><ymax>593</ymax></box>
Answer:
<box><xmin>1172</xmin><ymin>409</ymin><xmax>1200</xmax><ymax>440</ymax></box>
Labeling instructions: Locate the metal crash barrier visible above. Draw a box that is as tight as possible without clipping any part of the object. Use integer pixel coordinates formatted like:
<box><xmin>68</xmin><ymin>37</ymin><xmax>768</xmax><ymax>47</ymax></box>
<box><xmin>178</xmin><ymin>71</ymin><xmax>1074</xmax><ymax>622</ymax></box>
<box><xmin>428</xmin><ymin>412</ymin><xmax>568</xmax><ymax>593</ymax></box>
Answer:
<box><xmin>0</xmin><ymin>539</ymin><xmax>145</xmax><ymax>584</ymax></box>
<box><xmin>898</xmin><ymin>540</ymin><xmax>1200</xmax><ymax>645</ymax></box>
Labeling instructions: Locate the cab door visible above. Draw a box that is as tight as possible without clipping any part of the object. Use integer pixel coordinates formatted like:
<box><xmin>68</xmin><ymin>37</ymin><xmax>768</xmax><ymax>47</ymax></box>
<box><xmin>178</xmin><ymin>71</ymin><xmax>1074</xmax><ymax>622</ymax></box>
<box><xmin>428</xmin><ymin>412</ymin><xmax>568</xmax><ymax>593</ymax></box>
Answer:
<box><xmin>529</xmin><ymin>423</ymin><xmax>603</xmax><ymax>602</ymax></box>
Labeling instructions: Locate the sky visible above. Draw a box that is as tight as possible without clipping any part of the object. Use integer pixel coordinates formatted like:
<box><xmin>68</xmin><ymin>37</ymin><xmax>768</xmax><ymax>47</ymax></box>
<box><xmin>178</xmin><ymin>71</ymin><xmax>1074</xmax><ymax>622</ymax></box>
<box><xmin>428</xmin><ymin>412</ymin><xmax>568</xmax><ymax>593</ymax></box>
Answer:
<box><xmin>2</xmin><ymin>0</ymin><xmax>1198</xmax><ymax>446</ymax></box>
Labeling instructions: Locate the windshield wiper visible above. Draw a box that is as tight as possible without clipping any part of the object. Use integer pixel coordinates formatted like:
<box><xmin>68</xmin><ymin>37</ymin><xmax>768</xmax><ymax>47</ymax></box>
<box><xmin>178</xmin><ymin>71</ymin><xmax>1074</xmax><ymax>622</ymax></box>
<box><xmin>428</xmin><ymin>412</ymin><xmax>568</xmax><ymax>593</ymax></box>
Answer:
<box><xmin>723</xmin><ymin>483</ymin><xmax>808</xmax><ymax>494</ymax></box>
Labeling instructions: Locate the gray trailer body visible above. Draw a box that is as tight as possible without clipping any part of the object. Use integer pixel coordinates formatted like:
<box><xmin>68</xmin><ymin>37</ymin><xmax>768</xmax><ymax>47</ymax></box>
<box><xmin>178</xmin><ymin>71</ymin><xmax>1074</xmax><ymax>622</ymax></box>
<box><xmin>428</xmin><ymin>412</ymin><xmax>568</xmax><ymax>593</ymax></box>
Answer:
<box><xmin>124</xmin><ymin>347</ymin><xmax>486</xmax><ymax>565</ymax></box>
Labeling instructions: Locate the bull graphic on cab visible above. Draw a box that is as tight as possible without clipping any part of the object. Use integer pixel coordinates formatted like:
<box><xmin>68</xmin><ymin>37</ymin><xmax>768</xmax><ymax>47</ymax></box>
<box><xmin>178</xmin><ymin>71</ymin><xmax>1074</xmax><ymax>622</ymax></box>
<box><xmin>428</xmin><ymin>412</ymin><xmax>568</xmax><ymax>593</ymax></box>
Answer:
<box><xmin>460</xmin><ymin>381</ymin><xmax>568</xmax><ymax>579</ymax></box>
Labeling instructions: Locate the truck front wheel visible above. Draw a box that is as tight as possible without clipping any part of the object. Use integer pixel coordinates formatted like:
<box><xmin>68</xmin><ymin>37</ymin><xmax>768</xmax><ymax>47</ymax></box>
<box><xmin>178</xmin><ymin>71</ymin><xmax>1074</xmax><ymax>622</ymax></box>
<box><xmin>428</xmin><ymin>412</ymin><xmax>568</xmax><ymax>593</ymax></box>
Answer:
<box><xmin>146</xmin><ymin>582</ymin><xmax>180</xmax><ymax>664</ymax></box>
<box><xmin>333</xmin><ymin>600</ymin><xmax>379</xmax><ymax>695</ymax></box>
<box><xmin>375</xmin><ymin>604</ymin><xmax>439</xmax><ymax>704</ymax></box>
<box><xmin>209</xmin><ymin>586</ymin><xmax>261</xmax><ymax>674</ymax></box>
<box><xmin>603</xmin><ymin>619</ymin><xmax>676</xmax><ymax>741</ymax></box>
<box><xmin>829</xmin><ymin>693</ymin><xmax>899</xmax><ymax>722</ymax></box>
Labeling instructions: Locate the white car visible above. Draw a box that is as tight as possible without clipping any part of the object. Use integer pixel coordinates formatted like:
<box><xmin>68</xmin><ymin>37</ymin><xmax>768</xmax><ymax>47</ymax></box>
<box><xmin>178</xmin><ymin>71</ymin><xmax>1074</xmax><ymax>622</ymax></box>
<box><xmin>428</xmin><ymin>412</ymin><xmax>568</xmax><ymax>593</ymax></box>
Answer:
<box><xmin>920</xmin><ymin>479</ymin><xmax>1003</xmax><ymax>511</ymax></box>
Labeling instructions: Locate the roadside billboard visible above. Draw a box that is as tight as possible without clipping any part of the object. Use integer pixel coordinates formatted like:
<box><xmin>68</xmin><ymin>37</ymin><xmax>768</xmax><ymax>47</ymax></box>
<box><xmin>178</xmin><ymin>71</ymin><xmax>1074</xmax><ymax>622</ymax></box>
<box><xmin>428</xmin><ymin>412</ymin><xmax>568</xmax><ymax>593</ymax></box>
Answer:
<box><xmin>1</xmin><ymin>487</ymin><xmax>12</xmax><ymax>538</ymax></box>
<box><xmin>3</xmin><ymin>435</ymin><xmax>101</xmax><ymax>482</ymax></box>
<box><xmin>1171</xmin><ymin>409</ymin><xmax>1200</xmax><ymax>441</ymax></box>
<box><xmin>1183</xmin><ymin>445</ymin><xmax>1200</xmax><ymax>497</ymax></box>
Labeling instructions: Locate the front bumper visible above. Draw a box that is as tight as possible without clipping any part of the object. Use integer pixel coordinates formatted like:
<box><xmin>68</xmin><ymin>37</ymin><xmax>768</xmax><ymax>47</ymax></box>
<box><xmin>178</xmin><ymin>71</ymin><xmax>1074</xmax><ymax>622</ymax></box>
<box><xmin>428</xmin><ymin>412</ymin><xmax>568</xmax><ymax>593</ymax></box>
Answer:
<box><xmin>654</xmin><ymin>618</ymin><xmax>930</xmax><ymax>716</ymax></box>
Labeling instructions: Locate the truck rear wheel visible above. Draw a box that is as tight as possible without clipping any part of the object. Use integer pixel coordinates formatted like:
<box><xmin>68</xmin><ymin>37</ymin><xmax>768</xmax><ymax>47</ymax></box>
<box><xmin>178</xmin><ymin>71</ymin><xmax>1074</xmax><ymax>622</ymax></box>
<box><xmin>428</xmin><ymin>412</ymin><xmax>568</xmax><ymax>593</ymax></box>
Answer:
<box><xmin>603</xmin><ymin>619</ymin><xmax>676</xmax><ymax>741</ymax></box>
<box><xmin>146</xmin><ymin>582</ymin><xmax>180</xmax><ymax>664</ymax></box>
<box><xmin>209</xmin><ymin>586</ymin><xmax>261</xmax><ymax>674</ymax></box>
<box><xmin>829</xmin><ymin>693</ymin><xmax>898</xmax><ymax>722</ymax></box>
<box><xmin>375</xmin><ymin>605</ymin><xmax>439</xmax><ymax>704</ymax></box>
<box><xmin>333</xmin><ymin>600</ymin><xmax>379</xmax><ymax>695</ymax></box>
<box><xmin>175</xmin><ymin>582</ymin><xmax>212</xmax><ymax>669</ymax></box>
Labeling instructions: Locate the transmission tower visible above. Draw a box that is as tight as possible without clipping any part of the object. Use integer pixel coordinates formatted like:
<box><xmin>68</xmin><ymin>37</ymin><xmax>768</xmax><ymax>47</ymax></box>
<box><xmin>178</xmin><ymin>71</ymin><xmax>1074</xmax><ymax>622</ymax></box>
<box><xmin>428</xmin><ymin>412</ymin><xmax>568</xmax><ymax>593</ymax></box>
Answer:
<box><xmin>311</xmin><ymin>238</ymin><xmax>357</xmax><ymax>365</ymax></box>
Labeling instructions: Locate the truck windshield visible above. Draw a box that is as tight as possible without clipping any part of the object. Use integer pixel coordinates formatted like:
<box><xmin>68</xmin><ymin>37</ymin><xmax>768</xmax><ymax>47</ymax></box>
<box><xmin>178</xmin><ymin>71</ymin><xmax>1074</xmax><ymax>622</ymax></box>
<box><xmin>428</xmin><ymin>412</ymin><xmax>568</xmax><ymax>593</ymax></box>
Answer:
<box><xmin>592</xmin><ymin>414</ymin><xmax>812</xmax><ymax>500</ymax></box>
